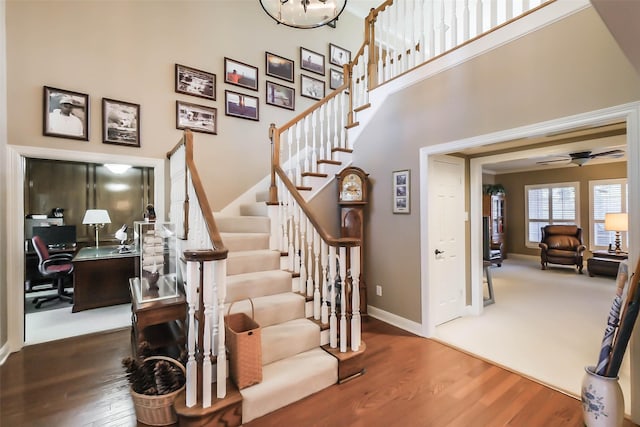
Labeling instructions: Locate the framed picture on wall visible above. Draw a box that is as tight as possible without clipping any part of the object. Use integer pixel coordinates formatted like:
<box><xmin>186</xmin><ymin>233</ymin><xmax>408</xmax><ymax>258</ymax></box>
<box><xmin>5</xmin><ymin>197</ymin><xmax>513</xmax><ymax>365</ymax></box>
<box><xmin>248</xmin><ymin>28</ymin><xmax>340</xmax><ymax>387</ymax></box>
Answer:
<box><xmin>392</xmin><ymin>169</ymin><xmax>410</xmax><ymax>214</ymax></box>
<box><xmin>225</xmin><ymin>90</ymin><xmax>259</xmax><ymax>121</ymax></box>
<box><xmin>176</xmin><ymin>100</ymin><xmax>217</xmax><ymax>135</ymax></box>
<box><xmin>102</xmin><ymin>98</ymin><xmax>141</xmax><ymax>147</ymax></box>
<box><xmin>224</xmin><ymin>57</ymin><xmax>258</xmax><ymax>91</ymax></box>
<box><xmin>175</xmin><ymin>64</ymin><xmax>216</xmax><ymax>100</ymax></box>
<box><xmin>300</xmin><ymin>47</ymin><xmax>325</xmax><ymax>76</ymax></box>
<box><xmin>329</xmin><ymin>43</ymin><xmax>351</xmax><ymax>67</ymax></box>
<box><xmin>265</xmin><ymin>52</ymin><xmax>294</xmax><ymax>83</ymax></box>
<box><xmin>329</xmin><ymin>68</ymin><xmax>344</xmax><ymax>90</ymax></box>
<box><xmin>266</xmin><ymin>81</ymin><xmax>295</xmax><ymax>111</ymax></box>
<box><xmin>43</xmin><ymin>86</ymin><xmax>89</xmax><ymax>141</ymax></box>
<box><xmin>300</xmin><ymin>74</ymin><xmax>325</xmax><ymax>100</ymax></box>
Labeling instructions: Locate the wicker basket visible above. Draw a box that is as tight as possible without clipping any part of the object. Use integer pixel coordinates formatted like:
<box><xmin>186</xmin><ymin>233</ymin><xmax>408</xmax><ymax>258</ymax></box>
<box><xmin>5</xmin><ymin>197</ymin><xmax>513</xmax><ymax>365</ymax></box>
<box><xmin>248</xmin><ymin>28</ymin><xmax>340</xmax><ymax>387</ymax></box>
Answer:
<box><xmin>225</xmin><ymin>298</ymin><xmax>262</xmax><ymax>389</ymax></box>
<box><xmin>129</xmin><ymin>356</ymin><xmax>186</xmax><ymax>426</ymax></box>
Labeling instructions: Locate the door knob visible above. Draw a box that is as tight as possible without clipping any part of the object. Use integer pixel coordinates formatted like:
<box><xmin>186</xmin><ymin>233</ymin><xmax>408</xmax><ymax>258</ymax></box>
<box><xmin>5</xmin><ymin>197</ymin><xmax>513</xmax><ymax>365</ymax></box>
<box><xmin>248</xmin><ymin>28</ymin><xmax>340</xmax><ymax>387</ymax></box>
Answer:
<box><xmin>435</xmin><ymin>249</ymin><xmax>444</xmax><ymax>255</ymax></box>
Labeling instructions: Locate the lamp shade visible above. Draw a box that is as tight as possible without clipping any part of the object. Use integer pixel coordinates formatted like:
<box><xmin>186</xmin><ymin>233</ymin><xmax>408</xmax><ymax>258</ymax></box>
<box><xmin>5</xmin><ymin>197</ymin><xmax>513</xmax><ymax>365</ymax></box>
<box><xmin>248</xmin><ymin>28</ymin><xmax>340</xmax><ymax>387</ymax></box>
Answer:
<box><xmin>604</xmin><ymin>213</ymin><xmax>628</xmax><ymax>232</ymax></box>
<box><xmin>260</xmin><ymin>0</ymin><xmax>347</xmax><ymax>29</ymax></box>
<box><xmin>82</xmin><ymin>209</ymin><xmax>111</xmax><ymax>225</ymax></box>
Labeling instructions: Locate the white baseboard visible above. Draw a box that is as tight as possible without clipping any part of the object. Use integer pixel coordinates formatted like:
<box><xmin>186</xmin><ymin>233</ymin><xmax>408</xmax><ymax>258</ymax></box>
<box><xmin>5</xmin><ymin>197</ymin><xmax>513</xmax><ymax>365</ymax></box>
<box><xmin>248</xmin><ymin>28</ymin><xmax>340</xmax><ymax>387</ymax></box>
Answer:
<box><xmin>0</xmin><ymin>341</ymin><xmax>10</xmax><ymax>366</ymax></box>
<box><xmin>367</xmin><ymin>306</ymin><xmax>423</xmax><ymax>337</ymax></box>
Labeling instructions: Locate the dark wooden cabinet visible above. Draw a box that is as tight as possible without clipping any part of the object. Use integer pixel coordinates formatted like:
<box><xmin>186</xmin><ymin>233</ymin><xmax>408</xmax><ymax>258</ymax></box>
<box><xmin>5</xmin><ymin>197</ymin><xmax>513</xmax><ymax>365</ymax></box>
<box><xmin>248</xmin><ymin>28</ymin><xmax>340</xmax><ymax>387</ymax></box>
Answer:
<box><xmin>483</xmin><ymin>192</ymin><xmax>506</xmax><ymax>258</ymax></box>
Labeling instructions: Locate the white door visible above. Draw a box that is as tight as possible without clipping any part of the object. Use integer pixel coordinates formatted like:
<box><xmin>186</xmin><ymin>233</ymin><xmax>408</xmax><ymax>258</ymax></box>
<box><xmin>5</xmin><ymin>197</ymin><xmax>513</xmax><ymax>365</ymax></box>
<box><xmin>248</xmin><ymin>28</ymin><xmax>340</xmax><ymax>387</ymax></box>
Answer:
<box><xmin>429</xmin><ymin>155</ymin><xmax>465</xmax><ymax>325</ymax></box>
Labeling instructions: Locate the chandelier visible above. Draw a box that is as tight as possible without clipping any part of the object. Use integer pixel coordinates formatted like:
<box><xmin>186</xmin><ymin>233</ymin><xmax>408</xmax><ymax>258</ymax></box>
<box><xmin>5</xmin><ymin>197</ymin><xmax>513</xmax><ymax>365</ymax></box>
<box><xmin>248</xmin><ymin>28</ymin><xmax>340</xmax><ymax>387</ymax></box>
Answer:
<box><xmin>260</xmin><ymin>0</ymin><xmax>347</xmax><ymax>29</ymax></box>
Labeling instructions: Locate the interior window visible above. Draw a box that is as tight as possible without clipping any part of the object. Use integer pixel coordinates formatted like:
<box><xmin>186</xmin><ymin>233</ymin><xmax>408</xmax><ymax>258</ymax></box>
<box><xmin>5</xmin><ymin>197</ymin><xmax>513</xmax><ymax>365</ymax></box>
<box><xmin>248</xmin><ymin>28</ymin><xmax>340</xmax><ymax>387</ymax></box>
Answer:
<box><xmin>525</xmin><ymin>182</ymin><xmax>579</xmax><ymax>246</ymax></box>
<box><xmin>589</xmin><ymin>179</ymin><xmax>628</xmax><ymax>251</ymax></box>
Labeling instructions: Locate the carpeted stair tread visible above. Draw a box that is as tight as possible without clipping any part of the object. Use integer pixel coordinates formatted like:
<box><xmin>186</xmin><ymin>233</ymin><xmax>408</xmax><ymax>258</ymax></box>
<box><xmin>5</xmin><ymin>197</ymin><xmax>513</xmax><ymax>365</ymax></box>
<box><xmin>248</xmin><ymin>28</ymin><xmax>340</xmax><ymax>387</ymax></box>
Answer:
<box><xmin>261</xmin><ymin>318</ymin><xmax>321</xmax><ymax>365</ymax></box>
<box><xmin>221</xmin><ymin>232</ymin><xmax>270</xmax><ymax>252</ymax></box>
<box><xmin>227</xmin><ymin>249</ymin><xmax>281</xmax><ymax>275</ymax></box>
<box><xmin>226</xmin><ymin>270</ymin><xmax>293</xmax><ymax>302</ymax></box>
<box><xmin>240</xmin><ymin>203</ymin><xmax>268</xmax><ymax>217</ymax></box>
<box><xmin>215</xmin><ymin>215</ymin><xmax>270</xmax><ymax>233</ymax></box>
<box><xmin>225</xmin><ymin>292</ymin><xmax>305</xmax><ymax>328</ymax></box>
<box><xmin>240</xmin><ymin>347</ymin><xmax>338</xmax><ymax>423</ymax></box>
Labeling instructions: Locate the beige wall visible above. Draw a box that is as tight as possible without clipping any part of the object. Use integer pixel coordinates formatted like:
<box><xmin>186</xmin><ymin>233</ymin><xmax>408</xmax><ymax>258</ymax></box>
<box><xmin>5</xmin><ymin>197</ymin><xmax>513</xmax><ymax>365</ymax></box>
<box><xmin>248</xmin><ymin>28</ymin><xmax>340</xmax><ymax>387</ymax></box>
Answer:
<box><xmin>5</xmin><ymin>1</ymin><xmax>362</xmax><ymax>212</ymax></box>
<box><xmin>355</xmin><ymin>7</ymin><xmax>640</xmax><ymax>322</ymax></box>
<box><xmin>497</xmin><ymin>161</ymin><xmax>627</xmax><ymax>257</ymax></box>
<box><xmin>1</xmin><ymin>2</ymin><xmax>8</xmax><ymax>348</ymax></box>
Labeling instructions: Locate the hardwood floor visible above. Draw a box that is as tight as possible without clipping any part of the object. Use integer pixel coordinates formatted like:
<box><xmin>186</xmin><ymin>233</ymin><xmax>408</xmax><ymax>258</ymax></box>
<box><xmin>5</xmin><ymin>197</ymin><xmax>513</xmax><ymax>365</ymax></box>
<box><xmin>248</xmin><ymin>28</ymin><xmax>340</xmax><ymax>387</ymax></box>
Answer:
<box><xmin>1</xmin><ymin>318</ymin><xmax>636</xmax><ymax>426</ymax></box>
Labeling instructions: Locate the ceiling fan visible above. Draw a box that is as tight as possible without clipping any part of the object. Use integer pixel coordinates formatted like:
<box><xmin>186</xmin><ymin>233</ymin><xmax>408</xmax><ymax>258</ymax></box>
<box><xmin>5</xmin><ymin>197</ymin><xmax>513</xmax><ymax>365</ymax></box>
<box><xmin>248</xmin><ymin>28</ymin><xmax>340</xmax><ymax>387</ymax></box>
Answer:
<box><xmin>536</xmin><ymin>149</ymin><xmax>625</xmax><ymax>167</ymax></box>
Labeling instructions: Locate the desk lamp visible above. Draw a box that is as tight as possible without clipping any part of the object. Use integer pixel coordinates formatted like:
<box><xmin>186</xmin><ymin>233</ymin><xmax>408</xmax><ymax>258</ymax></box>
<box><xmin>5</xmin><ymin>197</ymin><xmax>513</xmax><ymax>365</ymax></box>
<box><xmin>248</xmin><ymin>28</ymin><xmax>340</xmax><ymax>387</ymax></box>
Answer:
<box><xmin>82</xmin><ymin>209</ymin><xmax>111</xmax><ymax>248</ymax></box>
<box><xmin>604</xmin><ymin>212</ymin><xmax>628</xmax><ymax>254</ymax></box>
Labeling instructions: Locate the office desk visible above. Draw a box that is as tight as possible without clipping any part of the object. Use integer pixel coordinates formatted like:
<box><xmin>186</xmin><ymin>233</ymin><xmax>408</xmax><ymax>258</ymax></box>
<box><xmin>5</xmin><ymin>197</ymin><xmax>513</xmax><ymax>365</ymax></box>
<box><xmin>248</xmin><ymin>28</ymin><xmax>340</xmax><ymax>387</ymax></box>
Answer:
<box><xmin>72</xmin><ymin>246</ymin><xmax>138</xmax><ymax>312</ymax></box>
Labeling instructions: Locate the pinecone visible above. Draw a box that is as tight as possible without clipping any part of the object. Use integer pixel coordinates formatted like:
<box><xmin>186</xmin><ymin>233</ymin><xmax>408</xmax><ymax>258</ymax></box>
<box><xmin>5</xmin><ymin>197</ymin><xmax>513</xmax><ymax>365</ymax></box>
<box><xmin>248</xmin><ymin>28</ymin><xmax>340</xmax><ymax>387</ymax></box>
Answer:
<box><xmin>154</xmin><ymin>360</ymin><xmax>182</xmax><ymax>395</ymax></box>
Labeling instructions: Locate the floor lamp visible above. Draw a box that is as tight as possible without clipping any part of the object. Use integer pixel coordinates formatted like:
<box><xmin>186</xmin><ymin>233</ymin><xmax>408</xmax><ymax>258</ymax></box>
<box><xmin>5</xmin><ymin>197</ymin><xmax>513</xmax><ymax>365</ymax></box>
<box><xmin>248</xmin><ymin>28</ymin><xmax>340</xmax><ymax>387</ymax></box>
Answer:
<box><xmin>82</xmin><ymin>209</ymin><xmax>111</xmax><ymax>248</ymax></box>
<box><xmin>604</xmin><ymin>212</ymin><xmax>628</xmax><ymax>254</ymax></box>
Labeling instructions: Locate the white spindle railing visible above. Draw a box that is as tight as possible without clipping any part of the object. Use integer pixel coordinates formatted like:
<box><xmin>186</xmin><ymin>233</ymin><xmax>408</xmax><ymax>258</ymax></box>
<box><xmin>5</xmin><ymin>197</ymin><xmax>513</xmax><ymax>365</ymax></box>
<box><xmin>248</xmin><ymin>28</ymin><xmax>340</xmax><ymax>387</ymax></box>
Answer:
<box><xmin>167</xmin><ymin>131</ymin><xmax>229</xmax><ymax>411</ymax></box>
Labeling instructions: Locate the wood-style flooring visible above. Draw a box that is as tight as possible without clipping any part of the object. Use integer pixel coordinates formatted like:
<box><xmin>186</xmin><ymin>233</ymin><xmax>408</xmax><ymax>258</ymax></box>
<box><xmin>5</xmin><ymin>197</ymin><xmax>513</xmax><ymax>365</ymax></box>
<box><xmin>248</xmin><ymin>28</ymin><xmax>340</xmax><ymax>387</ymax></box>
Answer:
<box><xmin>1</xmin><ymin>318</ymin><xmax>637</xmax><ymax>426</ymax></box>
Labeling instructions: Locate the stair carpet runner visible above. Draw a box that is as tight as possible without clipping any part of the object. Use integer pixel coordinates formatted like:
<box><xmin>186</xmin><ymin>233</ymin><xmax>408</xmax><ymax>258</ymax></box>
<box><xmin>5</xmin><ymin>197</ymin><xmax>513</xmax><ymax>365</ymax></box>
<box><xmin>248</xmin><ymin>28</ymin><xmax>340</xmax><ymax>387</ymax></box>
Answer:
<box><xmin>216</xmin><ymin>197</ymin><xmax>337</xmax><ymax>423</ymax></box>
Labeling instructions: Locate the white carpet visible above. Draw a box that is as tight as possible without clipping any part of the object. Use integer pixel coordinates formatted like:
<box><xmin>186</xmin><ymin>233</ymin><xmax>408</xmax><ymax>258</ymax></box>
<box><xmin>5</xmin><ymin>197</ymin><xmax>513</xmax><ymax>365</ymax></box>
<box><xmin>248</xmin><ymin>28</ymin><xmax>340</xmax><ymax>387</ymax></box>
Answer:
<box><xmin>435</xmin><ymin>255</ymin><xmax>632</xmax><ymax>415</ymax></box>
<box><xmin>25</xmin><ymin>303</ymin><xmax>131</xmax><ymax>345</ymax></box>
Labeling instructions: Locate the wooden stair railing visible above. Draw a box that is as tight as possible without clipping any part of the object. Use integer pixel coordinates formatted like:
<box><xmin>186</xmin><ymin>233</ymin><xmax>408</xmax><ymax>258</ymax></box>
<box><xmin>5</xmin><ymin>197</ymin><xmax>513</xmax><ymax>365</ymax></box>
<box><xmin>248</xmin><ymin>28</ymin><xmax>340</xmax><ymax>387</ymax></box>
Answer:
<box><xmin>167</xmin><ymin>130</ymin><xmax>231</xmax><ymax>416</ymax></box>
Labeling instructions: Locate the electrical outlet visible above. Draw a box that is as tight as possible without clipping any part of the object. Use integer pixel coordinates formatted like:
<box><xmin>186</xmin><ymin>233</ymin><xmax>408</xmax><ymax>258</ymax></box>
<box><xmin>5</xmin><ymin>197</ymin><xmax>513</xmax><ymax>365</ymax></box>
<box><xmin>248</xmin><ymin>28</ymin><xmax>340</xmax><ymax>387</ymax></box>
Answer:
<box><xmin>376</xmin><ymin>285</ymin><xmax>382</xmax><ymax>296</ymax></box>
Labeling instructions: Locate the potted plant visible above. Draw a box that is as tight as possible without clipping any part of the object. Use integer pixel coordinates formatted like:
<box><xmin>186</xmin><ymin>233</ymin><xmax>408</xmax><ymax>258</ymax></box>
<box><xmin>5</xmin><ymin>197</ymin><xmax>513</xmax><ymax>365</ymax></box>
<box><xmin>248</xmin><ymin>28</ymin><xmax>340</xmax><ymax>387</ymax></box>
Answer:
<box><xmin>122</xmin><ymin>342</ymin><xmax>187</xmax><ymax>426</ymax></box>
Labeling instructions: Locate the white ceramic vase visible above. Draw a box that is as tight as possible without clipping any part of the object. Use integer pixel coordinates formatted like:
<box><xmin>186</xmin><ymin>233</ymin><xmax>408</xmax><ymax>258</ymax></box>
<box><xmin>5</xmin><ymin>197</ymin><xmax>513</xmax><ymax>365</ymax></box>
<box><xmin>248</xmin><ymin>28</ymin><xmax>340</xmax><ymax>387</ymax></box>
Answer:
<box><xmin>581</xmin><ymin>366</ymin><xmax>624</xmax><ymax>427</ymax></box>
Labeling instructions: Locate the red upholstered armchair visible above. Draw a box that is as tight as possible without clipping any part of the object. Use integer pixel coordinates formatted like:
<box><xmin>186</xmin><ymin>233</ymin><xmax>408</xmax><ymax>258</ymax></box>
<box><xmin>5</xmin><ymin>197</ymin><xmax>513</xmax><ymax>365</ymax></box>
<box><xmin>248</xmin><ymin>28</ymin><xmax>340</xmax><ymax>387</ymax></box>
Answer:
<box><xmin>539</xmin><ymin>225</ymin><xmax>587</xmax><ymax>273</ymax></box>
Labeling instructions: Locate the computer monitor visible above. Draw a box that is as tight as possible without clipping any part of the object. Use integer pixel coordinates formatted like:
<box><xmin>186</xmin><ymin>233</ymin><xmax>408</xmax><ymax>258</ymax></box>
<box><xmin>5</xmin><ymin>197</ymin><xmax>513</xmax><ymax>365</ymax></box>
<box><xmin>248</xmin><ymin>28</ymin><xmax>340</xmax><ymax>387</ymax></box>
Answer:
<box><xmin>32</xmin><ymin>225</ymin><xmax>77</xmax><ymax>249</ymax></box>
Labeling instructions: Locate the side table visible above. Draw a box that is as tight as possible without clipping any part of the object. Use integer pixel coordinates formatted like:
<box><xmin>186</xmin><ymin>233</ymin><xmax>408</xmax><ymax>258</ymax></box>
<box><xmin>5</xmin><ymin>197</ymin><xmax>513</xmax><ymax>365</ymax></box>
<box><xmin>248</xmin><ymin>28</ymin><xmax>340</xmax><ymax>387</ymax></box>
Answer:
<box><xmin>587</xmin><ymin>250</ymin><xmax>628</xmax><ymax>278</ymax></box>
<box><xmin>129</xmin><ymin>277</ymin><xmax>187</xmax><ymax>355</ymax></box>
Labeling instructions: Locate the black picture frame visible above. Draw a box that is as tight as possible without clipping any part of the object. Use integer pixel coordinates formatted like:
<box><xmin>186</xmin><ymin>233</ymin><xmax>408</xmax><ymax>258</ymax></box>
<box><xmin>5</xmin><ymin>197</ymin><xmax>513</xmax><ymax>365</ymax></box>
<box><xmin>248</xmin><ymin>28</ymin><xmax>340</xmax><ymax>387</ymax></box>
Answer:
<box><xmin>224</xmin><ymin>57</ymin><xmax>259</xmax><ymax>91</ymax></box>
<box><xmin>102</xmin><ymin>98</ymin><xmax>141</xmax><ymax>147</ymax></box>
<box><xmin>175</xmin><ymin>64</ymin><xmax>216</xmax><ymax>100</ymax></box>
<box><xmin>43</xmin><ymin>86</ymin><xmax>89</xmax><ymax>141</ymax></box>
<box><xmin>329</xmin><ymin>68</ymin><xmax>344</xmax><ymax>90</ymax></box>
<box><xmin>393</xmin><ymin>169</ymin><xmax>410</xmax><ymax>214</ymax></box>
<box><xmin>266</xmin><ymin>81</ymin><xmax>295</xmax><ymax>111</ymax></box>
<box><xmin>300</xmin><ymin>74</ymin><xmax>325</xmax><ymax>101</ymax></box>
<box><xmin>300</xmin><ymin>47</ymin><xmax>325</xmax><ymax>76</ymax></box>
<box><xmin>329</xmin><ymin>43</ymin><xmax>351</xmax><ymax>67</ymax></box>
<box><xmin>265</xmin><ymin>52</ymin><xmax>294</xmax><ymax>83</ymax></box>
<box><xmin>225</xmin><ymin>90</ymin><xmax>259</xmax><ymax>121</ymax></box>
<box><xmin>176</xmin><ymin>100</ymin><xmax>217</xmax><ymax>135</ymax></box>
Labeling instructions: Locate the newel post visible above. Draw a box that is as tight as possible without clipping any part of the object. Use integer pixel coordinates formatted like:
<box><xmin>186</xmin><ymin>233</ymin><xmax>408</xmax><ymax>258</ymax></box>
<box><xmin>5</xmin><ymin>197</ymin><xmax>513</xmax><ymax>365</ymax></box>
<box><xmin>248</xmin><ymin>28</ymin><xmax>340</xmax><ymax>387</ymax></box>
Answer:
<box><xmin>268</xmin><ymin>123</ymin><xmax>278</xmax><ymax>205</ymax></box>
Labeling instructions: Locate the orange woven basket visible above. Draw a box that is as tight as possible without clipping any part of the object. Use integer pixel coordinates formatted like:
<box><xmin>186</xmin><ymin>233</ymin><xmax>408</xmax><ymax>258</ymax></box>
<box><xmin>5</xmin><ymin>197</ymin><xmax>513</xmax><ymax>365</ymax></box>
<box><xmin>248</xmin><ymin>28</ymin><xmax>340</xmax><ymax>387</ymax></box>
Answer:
<box><xmin>225</xmin><ymin>298</ymin><xmax>262</xmax><ymax>389</ymax></box>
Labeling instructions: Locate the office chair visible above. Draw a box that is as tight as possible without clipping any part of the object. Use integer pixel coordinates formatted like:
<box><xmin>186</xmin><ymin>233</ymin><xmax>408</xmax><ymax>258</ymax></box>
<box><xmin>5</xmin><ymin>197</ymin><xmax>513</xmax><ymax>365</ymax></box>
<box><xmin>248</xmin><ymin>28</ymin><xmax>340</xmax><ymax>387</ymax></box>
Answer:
<box><xmin>31</xmin><ymin>235</ymin><xmax>74</xmax><ymax>308</ymax></box>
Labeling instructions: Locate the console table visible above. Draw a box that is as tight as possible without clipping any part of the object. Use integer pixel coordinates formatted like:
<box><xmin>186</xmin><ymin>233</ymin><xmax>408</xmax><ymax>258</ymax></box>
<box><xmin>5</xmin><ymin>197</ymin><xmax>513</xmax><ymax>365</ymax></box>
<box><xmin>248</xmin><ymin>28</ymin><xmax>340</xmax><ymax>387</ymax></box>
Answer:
<box><xmin>72</xmin><ymin>246</ymin><xmax>137</xmax><ymax>312</ymax></box>
<box><xmin>587</xmin><ymin>250</ymin><xmax>628</xmax><ymax>278</ymax></box>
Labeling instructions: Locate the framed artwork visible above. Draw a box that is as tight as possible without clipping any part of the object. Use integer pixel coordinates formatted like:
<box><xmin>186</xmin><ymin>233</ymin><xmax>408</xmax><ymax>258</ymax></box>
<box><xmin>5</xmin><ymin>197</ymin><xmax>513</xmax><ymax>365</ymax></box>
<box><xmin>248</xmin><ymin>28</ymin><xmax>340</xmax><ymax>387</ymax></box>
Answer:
<box><xmin>300</xmin><ymin>74</ymin><xmax>325</xmax><ymax>101</ymax></box>
<box><xmin>175</xmin><ymin>64</ymin><xmax>216</xmax><ymax>100</ymax></box>
<box><xmin>300</xmin><ymin>47</ymin><xmax>325</xmax><ymax>76</ymax></box>
<box><xmin>102</xmin><ymin>98</ymin><xmax>140</xmax><ymax>147</ymax></box>
<box><xmin>392</xmin><ymin>169</ymin><xmax>410</xmax><ymax>214</ymax></box>
<box><xmin>176</xmin><ymin>100</ymin><xmax>217</xmax><ymax>135</ymax></box>
<box><xmin>265</xmin><ymin>52</ymin><xmax>294</xmax><ymax>83</ymax></box>
<box><xmin>266</xmin><ymin>81</ymin><xmax>295</xmax><ymax>111</ymax></box>
<box><xmin>225</xmin><ymin>90</ymin><xmax>259</xmax><ymax>121</ymax></box>
<box><xmin>224</xmin><ymin>57</ymin><xmax>258</xmax><ymax>91</ymax></box>
<box><xmin>43</xmin><ymin>86</ymin><xmax>89</xmax><ymax>141</ymax></box>
<box><xmin>329</xmin><ymin>43</ymin><xmax>351</xmax><ymax>67</ymax></box>
<box><xmin>329</xmin><ymin>68</ymin><xmax>344</xmax><ymax>90</ymax></box>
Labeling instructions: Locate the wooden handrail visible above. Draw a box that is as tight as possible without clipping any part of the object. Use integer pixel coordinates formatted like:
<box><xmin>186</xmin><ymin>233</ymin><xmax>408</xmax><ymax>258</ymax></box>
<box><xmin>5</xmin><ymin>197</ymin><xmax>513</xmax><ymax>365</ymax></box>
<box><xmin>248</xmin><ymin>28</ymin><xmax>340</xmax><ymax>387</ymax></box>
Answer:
<box><xmin>167</xmin><ymin>130</ymin><xmax>228</xmax><ymax>257</ymax></box>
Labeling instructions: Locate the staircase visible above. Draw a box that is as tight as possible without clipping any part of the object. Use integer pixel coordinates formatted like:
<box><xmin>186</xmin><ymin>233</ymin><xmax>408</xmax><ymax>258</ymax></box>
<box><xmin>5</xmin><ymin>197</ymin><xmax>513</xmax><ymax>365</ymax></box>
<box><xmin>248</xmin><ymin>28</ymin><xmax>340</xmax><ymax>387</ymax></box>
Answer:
<box><xmin>216</xmin><ymin>197</ymin><xmax>337</xmax><ymax>423</ymax></box>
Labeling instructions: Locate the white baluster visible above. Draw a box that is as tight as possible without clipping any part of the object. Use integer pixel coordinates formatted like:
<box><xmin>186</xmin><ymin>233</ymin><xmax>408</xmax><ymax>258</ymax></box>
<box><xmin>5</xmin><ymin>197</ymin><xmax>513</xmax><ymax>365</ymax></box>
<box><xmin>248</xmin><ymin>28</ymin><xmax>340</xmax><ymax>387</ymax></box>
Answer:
<box><xmin>506</xmin><ymin>0</ymin><xmax>514</xmax><ymax>20</ymax></box>
<box><xmin>321</xmin><ymin>240</ymin><xmax>329</xmax><ymax>324</ymax></box>
<box><xmin>439</xmin><ymin>0</ymin><xmax>446</xmax><ymax>53</ymax></box>
<box><xmin>490</xmin><ymin>0</ymin><xmax>497</xmax><ymax>28</ymax></box>
<box><xmin>295</xmin><ymin>122</ymin><xmax>301</xmax><ymax>186</ymax></box>
<box><xmin>303</xmin><ymin>115</ymin><xmax>310</xmax><ymax>174</ymax></box>
<box><xmin>185</xmin><ymin>260</ymin><xmax>198</xmax><ymax>407</ymax></box>
<box><xmin>339</xmin><ymin>246</ymin><xmax>347</xmax><ymax>353</ymax></box>
<box><xmin>384</xmin><ymin>8</ymin><xmax>391</xmax><ymax>81</ymax></box>
<box><xmin>377</xmin><ymin>14</ymin><xmax>384</xmax><ymax>84</ymax></box>
<box><xmin>340</xmin><ymin>92</ymin><xmax>346</xmax><ymax>150</ymax></box>
<box><xmin>306</xmin><ymin>218</ymin><xmax>314</xmax><ymax>297</ymax></box>
<box><xmin>332</xmin><ymin>98</ymin><xmax>339</xmax><ymax>156</ymax></box>
<box><xmin>329</xmin><ymin>245</ymin><xmax>337</xmax><ymax>348</ymax></box>
<box><xmin>311</xmin><ymin>110</ymin><xmax>318</xmax><ymax>174</ymax></box>
<box><xmin>350</xmin><ymin>246</ymin><xmax>361</xmax><ymax>351</ymax></box>
<box><xmin>202</xmin><ymin>261</ymin><xmax>214</xmax><ymax>407</ymax></box>
<box><xmin>476</xmin><ymin>0</ymin><xmax>484</xmax><ymax>35</ymax></box>
<box><xmin>288</xmin><ymin>195</ymin><xmax>295</xmax><ymax>273</ymax></box>
<box><xmin>287</xmin><ymin>129</ymin><xmax>294</xmax><ymax>183</ymax></box>
<box><xmin>451</xmin><ymin>0</ymin><xmax>458</xmax><ymax>48</ymax></box>
<box><xmin>463</xmin><ymin>0</ymin><xmax>470</xmax><ymax>41</ymax></box>
<box><xmin>319</xmin><ymin>104</ymin><xmax>326</xmax><ymax>164</ymax></box>
<box><xmin>313</xmin><ymin>229</ymin><xmax>321</xmax><ymax>320</ymax></box>
<box><xmin>299</xmin><ymin>207</ymin><xmax>307</xmax><ymax>291</ymax></box>
<box><xmin>216</xmin><ymin>260</ymin><xmax>227</xmax><ymax>399</ymax></box>
<box><xmin>427</xmin><ymin>0</ymin><xmax>435</xmax><ymax>59</ymax></box>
